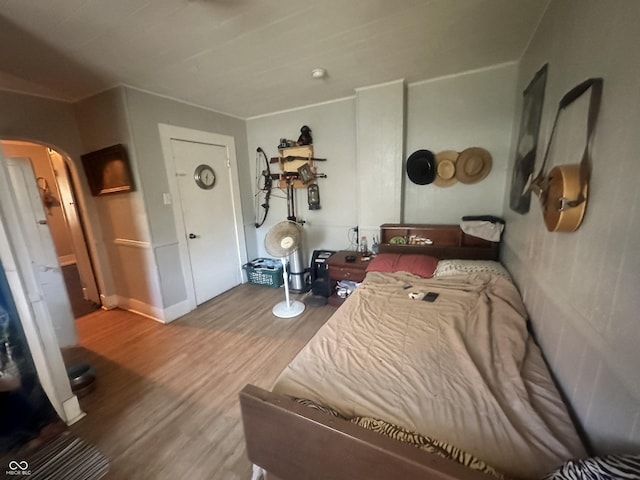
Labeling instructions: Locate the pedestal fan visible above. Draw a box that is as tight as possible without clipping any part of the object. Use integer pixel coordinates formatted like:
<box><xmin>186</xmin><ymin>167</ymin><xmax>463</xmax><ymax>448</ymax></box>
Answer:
<box><xmin>264</xmin><ymin>221</ymin><xmax>306</xmax><ymax>318</ymax></box>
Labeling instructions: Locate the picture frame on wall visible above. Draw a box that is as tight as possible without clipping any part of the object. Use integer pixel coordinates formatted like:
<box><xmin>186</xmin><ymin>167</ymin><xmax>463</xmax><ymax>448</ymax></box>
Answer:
<box><xmin>509</xmin><ymin>63</ymin><xmax>548</xmax><ymax>214</ymax></box>
<box><xmin>81</xmin><ymin>144</ymin><xmax>134</xmax><ymax>196</ymax></box>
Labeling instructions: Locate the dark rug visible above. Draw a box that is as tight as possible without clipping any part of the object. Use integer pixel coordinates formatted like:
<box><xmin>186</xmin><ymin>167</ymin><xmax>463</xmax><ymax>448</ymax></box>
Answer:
<box><xmin>4</xmin><ymin>431</ymin><xmax>109</xmax><ymax>479</ymax></box>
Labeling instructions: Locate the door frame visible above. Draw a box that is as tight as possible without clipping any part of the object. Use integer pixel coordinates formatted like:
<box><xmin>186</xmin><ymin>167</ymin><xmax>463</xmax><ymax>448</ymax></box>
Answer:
<box><xmin>158</xmin><ymin>124</ymin><xmax>248</xmax><ymax>311</ymax></box>
<box><xmin>48</xmin><ymin>149</ymin><xmax>101</xmax><ymax>305</ymax></box>
<box><xmin>0</xmin><ymin>153</ymin><xmax>85</xmax><ymax>425</ymax></box>
<box><xmin>1</xmin><ymin>140</ymin><xmax>103</xmax><ymax>308</ymax></box>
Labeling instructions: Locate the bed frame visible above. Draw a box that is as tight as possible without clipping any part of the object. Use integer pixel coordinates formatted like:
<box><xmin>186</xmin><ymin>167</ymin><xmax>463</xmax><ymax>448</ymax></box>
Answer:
<box><xmin>377</xmin><ymin>223</ymin><xmax>500</xmax><ymax>259</ymax></box>
<box><xmin>240</xmin><ymin>224</ymin><xmax>504</xmax><ymax>480</ymax></box>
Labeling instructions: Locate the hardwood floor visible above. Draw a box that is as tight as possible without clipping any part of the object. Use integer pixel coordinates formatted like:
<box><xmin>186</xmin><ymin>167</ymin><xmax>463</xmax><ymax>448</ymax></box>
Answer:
<box><xmin>63</xmin><ymin>284</ymin><xmax>335</xmax><ymax>480</ymax></box>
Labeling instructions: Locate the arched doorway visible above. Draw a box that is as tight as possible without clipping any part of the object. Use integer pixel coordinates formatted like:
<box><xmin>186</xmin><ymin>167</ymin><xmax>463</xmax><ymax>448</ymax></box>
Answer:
<box><xmin>0</xmin><ymin>140</ymin><xmax>100</xmax><ymax>317</ymax></box>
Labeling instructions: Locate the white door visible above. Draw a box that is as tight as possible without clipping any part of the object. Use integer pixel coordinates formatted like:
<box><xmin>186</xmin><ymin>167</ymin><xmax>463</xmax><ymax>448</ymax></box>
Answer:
<box><xmin>170</xmin><ymin>139</ymin><xmax>242</xmax><ymax>305</ymax></box>
<box><xmin>49</xmin><ymin>152</ymin><xmax>100</xmax><ymax>305</ymax></box>
<box><xmin>3</xmin><ymin>157</ymin><xmax>77</xmax><ymax>347</ymax></box>
<box><xmin>0</xmin><ymin>151</ymin><xmax>83</xmax><ymax>424</ymax></box>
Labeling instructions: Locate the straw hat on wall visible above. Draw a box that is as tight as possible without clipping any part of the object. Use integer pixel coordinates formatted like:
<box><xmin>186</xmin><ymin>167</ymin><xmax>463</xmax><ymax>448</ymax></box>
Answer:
<box><xmin>433</xmin><ymin>150</ymin><xmax>459</xmax><ymax>187</ymax></box>
<box><xmin>456</xmin><ymin>147</ymin><xmax>492</xmax><ymax>184</ymax></box>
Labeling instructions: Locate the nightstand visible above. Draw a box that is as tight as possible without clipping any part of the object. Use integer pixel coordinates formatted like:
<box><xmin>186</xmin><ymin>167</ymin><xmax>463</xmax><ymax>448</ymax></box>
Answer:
<box><xmin>326</xmin><ymin>250</ymin><xmax>370</xmax><ymax>307</ymax></box>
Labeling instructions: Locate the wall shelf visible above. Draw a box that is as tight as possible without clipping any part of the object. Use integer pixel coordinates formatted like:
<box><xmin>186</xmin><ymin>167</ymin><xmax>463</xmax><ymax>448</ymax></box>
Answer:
<box><xmin>276</xmin><ymin>145</ymin><xmax>316</xmax><ymax>189</ymax></box>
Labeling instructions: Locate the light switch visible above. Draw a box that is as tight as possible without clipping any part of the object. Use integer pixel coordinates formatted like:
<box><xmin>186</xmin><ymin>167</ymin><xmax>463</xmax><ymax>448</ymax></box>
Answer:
<box><xmin>163</xmin><ymin>193</ymin><xmax>172</xmax><ymax>205</ymax></box>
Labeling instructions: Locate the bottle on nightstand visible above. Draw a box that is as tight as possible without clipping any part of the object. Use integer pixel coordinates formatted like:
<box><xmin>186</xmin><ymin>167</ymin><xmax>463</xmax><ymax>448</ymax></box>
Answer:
<box><xmin>371</xmin><ymin>235</ymin><xmax>379</xmax><ymax>255</ymax></box>
<box><xmin>359</xmin><ymin>236</ymin><xmax>368</xmax><ymax>255</ymax></box>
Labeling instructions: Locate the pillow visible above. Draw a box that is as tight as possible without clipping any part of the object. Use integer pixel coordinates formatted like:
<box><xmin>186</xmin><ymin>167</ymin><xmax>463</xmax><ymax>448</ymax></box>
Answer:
<box><xmin>433</xmin><ymin>259</ymin><xmax>511</xmax><ymax>280</ymax></box>
<box><xmin>366</xmin><ymin>253</ymin><xmax>438</xmax><ymax>278</ymax></box>
<box><xmin>542</xmin><ymin>454</ymin><xmax>640</xmax><ymax>480</ymax></box>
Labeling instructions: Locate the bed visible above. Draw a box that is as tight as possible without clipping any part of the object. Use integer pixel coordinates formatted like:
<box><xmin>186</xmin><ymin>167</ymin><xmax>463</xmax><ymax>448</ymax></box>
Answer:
<box><xmin>239</xmin><ymin>224</ymin><xmax>587</xmax><ymax>480</ymax></box>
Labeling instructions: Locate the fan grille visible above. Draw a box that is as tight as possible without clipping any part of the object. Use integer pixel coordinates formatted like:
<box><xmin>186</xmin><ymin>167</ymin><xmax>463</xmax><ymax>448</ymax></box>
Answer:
<box><xmin>264</xmin><ymin>221</ymin><xmax>302</xmax><ymax>258</ymax></box>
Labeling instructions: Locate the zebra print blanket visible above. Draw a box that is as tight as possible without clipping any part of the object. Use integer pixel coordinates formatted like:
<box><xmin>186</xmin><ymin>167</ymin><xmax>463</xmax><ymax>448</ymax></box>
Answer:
<box><xmin>544</xmin><ymin>454</ymin><xmax>640</xmax><ymax>480</ymax></box>
<box><xmin>294</xmin><ymin>397</ymin><xmax>504</xmax><ymax>478</ymax></box>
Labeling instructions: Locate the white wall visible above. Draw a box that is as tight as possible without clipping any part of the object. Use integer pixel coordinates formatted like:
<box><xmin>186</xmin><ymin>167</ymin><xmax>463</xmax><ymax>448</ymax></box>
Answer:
<box><xmin>74</xmin><ymin>87</ymin><xmax>251</xmax><ymax>320</ymax></box>
<box><xmin>74</xmin><ymin>88</ymin><xmax>149</xmax><ymax>312</ymax></box>
<box><xmin>123</xmin><ymin>87</ymin><xmax>250</xmax><ymax>315</ymax></box>
<box><xmin>356</xmin><ymin>80</ymin><xmax>404</xmax><ymax>239</ymax></box>
<box><xmin>246</xmin><ymin>98</ymin><xmax>358</xmax><ymax>263</ymax></box>
<box><xmin>502</xmin><ymin>0</ymin><xmax>640</xmax><ymax>454</ymax></box>
<box><xmin>246</xmin><ymin>69</ymin><xmax>517</xmax><ymax>264</ymax></box>
<box><xmin>405</xmin><ymin>63</ymin><xmax>518</xmax><ymax>223</ymax></box>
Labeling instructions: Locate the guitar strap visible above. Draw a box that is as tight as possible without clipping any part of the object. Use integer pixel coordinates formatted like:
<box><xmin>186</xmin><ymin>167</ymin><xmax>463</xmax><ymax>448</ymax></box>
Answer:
<box><xmin>529</xmin><ymin>77</ymin><xmax>603</xmax><ymax>209</ymax></box>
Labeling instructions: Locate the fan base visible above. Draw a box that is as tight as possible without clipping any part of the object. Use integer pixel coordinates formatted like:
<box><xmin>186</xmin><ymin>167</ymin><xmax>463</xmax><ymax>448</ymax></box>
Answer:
<box><xmin>272</xmin><ymin>300</ymin><xmax>305</xmax><ymax>318</ymax></box>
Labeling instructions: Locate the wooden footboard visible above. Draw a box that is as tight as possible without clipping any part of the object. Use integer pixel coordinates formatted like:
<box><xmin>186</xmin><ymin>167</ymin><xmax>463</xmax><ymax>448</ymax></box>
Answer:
<box><xmin>239</xmin><ymin>384</ymin><xmax>501</xmax><ymax>480</ymax></box>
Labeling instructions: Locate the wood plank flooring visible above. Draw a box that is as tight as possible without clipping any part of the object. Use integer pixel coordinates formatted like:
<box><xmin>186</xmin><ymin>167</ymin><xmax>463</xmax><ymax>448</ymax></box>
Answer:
<box><xmin>63</xmin><ymin>284</ymin><xmax>335</xmax><ymax>480</ymax></box>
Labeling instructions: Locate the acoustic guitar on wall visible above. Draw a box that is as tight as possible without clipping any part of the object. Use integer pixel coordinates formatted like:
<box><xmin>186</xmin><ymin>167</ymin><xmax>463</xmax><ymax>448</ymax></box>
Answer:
<box><xmin>528</xmin><ymin>77</ymin><xmax>603</xmax><ymax>232</ymax></box>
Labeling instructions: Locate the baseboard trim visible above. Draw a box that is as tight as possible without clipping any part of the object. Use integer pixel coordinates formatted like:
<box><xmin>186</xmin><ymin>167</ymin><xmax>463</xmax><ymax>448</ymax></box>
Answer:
<box><xmin>162</xmin><ymin>299</ymin><xmax>193</xmax><ymax>323</ymax></box>
<box><xmin>106</xmin><ymin>297</ymin><xmax>192</xmax><ymax>324</ymax></box>
<box><xmin>62</xmin><ymin>395</ymin><xmax>86</xmax><ymax>425</ymax></box>
<box><xmin>115</xmin><ymin>296</ymin><xmax>161</xmax><ymax>322</ymax></box>
<box><xmin>100</xmin><ymin>294</ymin><xmax>118</xmax><ymax>310</ymax></box>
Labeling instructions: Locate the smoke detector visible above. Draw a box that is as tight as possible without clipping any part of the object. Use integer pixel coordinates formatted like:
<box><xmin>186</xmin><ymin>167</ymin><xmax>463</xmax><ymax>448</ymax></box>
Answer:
<box><xmin>311</xmin><ymin>68</ymin><xmax>327</xmax><ymax>79</ymax></box>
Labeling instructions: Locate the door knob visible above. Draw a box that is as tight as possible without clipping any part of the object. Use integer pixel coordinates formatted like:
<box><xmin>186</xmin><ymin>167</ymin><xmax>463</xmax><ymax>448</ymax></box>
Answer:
<box><xmin>188</xmin><ymin>233</ymin><xmax>199</xmax><ymax>239</ymax></box>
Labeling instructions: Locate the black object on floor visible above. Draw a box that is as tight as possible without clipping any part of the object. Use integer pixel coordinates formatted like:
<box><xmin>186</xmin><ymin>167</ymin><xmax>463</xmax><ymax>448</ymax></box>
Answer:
<box><xmin>67</xmin><ymin>363</ymin><xmax>96</xmax><ymax>398</ymax></box>
<box><xmin>310</xmin><ymin>250</ymin><xmax>335</xmax><ymax>298</ymax></box>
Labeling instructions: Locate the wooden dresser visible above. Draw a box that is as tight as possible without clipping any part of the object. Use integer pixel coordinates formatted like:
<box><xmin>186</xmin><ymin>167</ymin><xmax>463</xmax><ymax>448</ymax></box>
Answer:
<box><xmin>326</xmin><ymin>251</ymin><xmax>370</xmax><ymax>307</ymax></box>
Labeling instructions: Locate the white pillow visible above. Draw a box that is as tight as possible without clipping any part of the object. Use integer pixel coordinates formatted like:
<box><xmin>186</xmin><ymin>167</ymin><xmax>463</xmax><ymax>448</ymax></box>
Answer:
<box><xmin>434</xmin><ymin>260</ymin><xmax>511</xmax><ymax>280</ymax></box>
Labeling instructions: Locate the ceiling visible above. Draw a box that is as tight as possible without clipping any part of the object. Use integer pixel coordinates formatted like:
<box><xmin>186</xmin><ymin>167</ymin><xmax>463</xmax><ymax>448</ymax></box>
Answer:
<box><xmin>0</xmin><ymin>0</ymin><xmax>549</xmax><ymax>119</ymax></box>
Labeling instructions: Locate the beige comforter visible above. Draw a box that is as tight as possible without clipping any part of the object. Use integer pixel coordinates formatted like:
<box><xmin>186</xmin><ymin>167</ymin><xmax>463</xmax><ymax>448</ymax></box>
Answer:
<box><xmin>273</xmin><ymin>271</ymin><xmax>586</xmax><ymax>478</ymax></box>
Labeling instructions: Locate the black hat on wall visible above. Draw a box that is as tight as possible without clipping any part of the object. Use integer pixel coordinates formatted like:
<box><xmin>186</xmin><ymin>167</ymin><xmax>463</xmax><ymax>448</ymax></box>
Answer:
<box><xmin>406</xmin><ymin>149</ymin><xmax>436</xmax><ymax>185</ymax></box>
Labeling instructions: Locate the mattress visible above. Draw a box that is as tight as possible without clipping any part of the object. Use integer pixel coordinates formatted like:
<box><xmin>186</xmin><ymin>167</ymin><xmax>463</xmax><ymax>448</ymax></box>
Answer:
<box><xmin>272</xmin><ymin>270</ymin><xmax>586</xmax><ymax>478</ymax></box>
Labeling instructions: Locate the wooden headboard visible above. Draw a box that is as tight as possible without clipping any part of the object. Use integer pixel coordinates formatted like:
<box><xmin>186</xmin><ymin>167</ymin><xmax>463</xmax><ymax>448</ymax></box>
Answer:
<box><xmin>378</xmin><ymin>224</ymin><xmax>500</xmax><ymax>261</ymax></box>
